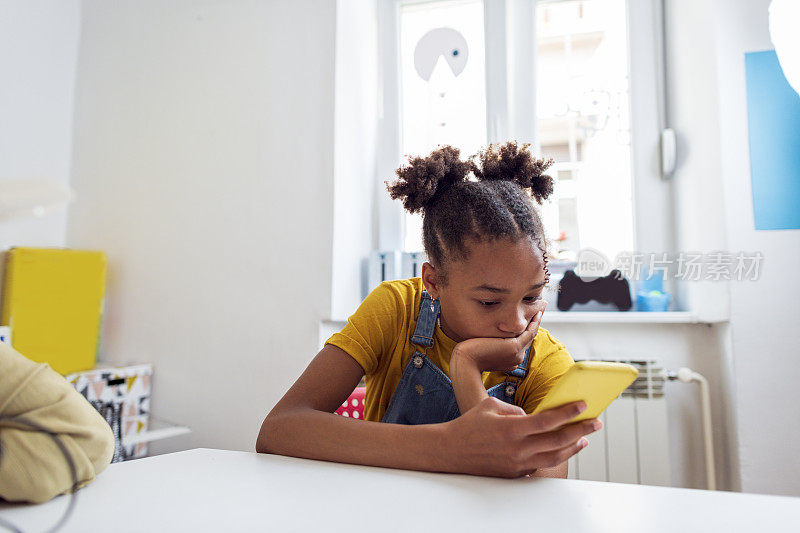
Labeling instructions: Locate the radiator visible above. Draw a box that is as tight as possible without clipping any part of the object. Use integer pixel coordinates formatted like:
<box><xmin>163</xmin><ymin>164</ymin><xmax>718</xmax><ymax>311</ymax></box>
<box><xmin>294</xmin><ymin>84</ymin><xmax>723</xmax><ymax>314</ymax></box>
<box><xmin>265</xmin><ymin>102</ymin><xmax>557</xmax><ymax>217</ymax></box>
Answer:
<box><xmin>567</xmin><ymin>359</ymin><xmax>671</xmax><ymax>486</ymax></box>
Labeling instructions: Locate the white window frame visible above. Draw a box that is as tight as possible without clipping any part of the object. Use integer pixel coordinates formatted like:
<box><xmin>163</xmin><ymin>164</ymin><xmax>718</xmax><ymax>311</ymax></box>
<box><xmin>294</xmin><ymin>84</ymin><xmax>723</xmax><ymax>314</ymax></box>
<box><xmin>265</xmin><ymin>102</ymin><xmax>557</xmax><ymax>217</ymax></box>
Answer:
<box><xmin>376</xmin><ymin>0</ymin><xmax>672</xmax><ymax>269</ymax></box>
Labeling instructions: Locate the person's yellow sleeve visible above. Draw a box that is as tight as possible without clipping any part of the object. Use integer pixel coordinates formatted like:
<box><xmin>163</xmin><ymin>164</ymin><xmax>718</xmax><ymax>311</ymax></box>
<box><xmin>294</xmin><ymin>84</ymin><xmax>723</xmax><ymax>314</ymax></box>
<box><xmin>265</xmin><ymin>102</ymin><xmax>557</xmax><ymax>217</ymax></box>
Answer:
<box><xmin>324</xmin><ymin>281</ymin><xmax>406</xmax><ymax>375</ymax></box>
<box><xmin>0</xmin><ymin>342</ymin><xmax>115</xmax><ymax>503</ymax></box>
<box><xmin>519</xmin><ymin>329</ymin><xmax>575</xmax><ymax>415</ymax></box>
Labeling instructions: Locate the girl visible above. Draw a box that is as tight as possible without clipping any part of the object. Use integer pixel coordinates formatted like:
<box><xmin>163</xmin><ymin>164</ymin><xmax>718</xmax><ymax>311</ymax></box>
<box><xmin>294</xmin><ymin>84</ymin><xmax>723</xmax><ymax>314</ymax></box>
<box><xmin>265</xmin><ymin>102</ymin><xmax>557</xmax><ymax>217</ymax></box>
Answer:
<box><xmin>257</xmin><ymin>142</ymin><xmax>601</xmax><ymax>478</ymax></box>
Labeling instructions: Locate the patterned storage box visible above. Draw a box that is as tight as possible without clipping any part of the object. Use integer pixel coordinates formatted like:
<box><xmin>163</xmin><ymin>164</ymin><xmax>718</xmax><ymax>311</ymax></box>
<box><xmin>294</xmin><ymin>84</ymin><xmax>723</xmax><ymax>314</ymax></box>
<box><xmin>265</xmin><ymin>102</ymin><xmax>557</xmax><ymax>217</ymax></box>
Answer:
<box><xmin>66</xmin><ymin>363</ymin><xmax>152</xmax><ymax>462</ymax></box>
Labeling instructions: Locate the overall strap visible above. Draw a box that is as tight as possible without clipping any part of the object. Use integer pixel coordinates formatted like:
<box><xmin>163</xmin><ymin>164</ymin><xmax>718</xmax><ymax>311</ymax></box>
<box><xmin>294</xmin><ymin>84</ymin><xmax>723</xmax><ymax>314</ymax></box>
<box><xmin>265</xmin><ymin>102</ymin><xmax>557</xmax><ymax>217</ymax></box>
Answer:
<box><xmin>410</xmin><ymin>290</ymin><xmax>440</xmax><ymax>348</ymax></box>
<box><xmin>497</xmin><ymin>343</ymin><xmax>534</xmax><ymax>402</ymax></box>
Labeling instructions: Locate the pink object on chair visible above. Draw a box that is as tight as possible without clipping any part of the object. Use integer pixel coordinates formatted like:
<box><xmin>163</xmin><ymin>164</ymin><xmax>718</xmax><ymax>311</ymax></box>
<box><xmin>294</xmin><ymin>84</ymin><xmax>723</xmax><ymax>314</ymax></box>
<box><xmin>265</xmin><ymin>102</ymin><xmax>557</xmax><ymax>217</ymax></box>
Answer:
<box><xmin>335</xmin><ymin>386</ymin><xmax>366</xmax><ymax>419</ymax></box>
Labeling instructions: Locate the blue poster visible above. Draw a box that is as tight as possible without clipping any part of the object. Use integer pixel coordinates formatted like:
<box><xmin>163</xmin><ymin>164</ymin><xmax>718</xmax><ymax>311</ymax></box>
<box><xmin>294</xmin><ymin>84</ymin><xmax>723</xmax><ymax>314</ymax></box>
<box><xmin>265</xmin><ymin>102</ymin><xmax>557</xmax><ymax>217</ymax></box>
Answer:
<box><xmin>744</xmin><ymin>50</ymin><xmax>800</xmax><ymax>230</ymax></box>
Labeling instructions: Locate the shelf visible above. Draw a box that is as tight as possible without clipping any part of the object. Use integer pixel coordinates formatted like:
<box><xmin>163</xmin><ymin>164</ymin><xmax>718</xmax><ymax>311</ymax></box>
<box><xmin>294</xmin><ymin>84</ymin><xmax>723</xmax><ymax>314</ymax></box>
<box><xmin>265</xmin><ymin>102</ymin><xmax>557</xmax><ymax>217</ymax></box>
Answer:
<box><xmin>123</xmin><ymin>418</ymin><xmax>191</xmax><ymax>446</ymax></box>
<box><xmin>542</xmin><ymin>311</ymin><xmax>705</xmax><ymax>324</ymax></box>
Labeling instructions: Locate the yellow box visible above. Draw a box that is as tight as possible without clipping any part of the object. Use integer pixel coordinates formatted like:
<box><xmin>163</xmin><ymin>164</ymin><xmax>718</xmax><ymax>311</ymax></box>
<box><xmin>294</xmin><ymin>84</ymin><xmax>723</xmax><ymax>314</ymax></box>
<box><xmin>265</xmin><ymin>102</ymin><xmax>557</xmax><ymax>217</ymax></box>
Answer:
<box><xmin>1</xmin><ymin>247</ymin><xmax>106</xmax><ymax>374</ymax></box>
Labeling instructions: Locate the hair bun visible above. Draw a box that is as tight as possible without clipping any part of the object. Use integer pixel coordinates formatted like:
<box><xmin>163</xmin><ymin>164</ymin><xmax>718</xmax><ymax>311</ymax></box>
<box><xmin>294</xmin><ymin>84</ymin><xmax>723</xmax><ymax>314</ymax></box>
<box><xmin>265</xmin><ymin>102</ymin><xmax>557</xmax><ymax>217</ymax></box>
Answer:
<box><xmin>471</xmin><ymin>141</ymin><xmax>554</xmax><ymax>204</ymax></box>
<box><xmin>385</xmin><ymin>145</ymin><xmax>472</xmax><ymax>214</ymax></box>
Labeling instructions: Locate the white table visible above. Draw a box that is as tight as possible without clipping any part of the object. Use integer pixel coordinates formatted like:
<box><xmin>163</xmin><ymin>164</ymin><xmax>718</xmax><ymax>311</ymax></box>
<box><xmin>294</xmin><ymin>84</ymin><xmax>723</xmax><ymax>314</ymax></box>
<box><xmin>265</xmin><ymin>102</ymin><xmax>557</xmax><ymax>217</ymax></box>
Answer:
<box><xmin>1</xmin><ymin>448</ymin><xmax>799</xmax><ymax>532</ymax></box>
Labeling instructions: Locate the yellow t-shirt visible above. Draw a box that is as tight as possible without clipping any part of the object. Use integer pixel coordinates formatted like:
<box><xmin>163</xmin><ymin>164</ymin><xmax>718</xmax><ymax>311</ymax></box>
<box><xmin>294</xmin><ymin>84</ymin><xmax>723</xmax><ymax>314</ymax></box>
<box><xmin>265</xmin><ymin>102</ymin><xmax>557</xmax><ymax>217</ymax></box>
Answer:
<box><xmin>325</xmin><ymin>277</ymin><xmax>574</xmax><ymax>422</ymax></box>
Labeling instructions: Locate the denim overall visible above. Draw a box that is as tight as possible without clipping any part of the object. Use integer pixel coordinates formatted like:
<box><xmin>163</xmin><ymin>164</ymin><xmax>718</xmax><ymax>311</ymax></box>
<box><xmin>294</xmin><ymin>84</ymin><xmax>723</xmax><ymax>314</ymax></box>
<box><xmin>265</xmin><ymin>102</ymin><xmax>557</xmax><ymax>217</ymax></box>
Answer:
<box><xmin>381</xmin><ymin>290</ymin><xmax>532</xmax><ymax>425</ymax></box>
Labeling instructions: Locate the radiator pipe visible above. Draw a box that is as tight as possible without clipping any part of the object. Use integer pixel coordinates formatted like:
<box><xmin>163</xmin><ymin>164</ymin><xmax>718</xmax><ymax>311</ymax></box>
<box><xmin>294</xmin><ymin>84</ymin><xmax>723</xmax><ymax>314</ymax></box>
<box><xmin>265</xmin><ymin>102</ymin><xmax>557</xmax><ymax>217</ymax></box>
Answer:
<box><xmin>669</xmin><ymin>367</ymin><xmax>716</xmax><ymax>491</ymax></box>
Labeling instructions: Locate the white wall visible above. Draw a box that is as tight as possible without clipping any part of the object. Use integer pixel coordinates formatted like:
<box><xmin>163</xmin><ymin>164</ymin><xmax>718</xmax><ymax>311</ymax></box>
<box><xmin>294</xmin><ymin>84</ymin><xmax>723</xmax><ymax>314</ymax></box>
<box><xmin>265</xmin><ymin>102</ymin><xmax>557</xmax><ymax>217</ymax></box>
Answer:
<box><xmin>331</xmin><ymin>0</ymin><xmax>379</xmax><ymax>320</ymax></box>
<box><xmin>662</xmin><ymin>0</ymin><xmax>740</xmax><ymax>491</ymax></box>
<box><xmin>0</xmin><ymin>0</ymin><xmax>80</xmax><ymax>250</ymax></box>
<box><xmin>663</xmin><ymin>0</ymin><xmax>732</xmax><ymax>324</ymax></box>
<box><xmin>712</xmin><ymin>0</ymin><xmax>800</xmax><ymax>497</ymax></box>
<box><xmin>666</xmin><ymin>0</ymin><xmax>800</xmax><ymax>496</ymax></box>
<box><xmin>66</xmin><ymin>0</ymin><xmax>337</xmax><ymax>455</ymax></box>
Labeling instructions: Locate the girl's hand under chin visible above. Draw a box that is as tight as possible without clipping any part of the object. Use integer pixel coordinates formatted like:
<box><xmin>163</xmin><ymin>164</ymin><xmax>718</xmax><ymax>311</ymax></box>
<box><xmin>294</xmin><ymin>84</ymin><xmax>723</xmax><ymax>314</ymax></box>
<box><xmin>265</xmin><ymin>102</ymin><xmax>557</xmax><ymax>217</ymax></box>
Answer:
<box><xmin>452</xmin><ymin>300</ymin><xmax>548</xmax><ymax>373</ymax></box>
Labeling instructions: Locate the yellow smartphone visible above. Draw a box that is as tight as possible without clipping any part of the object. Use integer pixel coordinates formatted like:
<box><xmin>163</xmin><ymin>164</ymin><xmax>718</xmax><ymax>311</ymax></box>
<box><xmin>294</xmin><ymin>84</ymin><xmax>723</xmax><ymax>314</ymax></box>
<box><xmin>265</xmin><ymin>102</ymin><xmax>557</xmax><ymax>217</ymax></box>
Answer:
<box><xmin>531</xmin><ymin>361</ymin><xmax>639</xmax><ymax>422</ymax></box>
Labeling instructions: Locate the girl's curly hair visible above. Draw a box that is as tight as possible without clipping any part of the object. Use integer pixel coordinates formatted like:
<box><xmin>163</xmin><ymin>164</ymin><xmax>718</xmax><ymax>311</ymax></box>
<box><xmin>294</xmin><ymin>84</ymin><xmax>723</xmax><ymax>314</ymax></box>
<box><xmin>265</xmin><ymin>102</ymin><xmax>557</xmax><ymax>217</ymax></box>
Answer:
<box><xmin>386</xmin><ymin>141</ymin><xmax>555</xmax><ymax>286</ymax></box>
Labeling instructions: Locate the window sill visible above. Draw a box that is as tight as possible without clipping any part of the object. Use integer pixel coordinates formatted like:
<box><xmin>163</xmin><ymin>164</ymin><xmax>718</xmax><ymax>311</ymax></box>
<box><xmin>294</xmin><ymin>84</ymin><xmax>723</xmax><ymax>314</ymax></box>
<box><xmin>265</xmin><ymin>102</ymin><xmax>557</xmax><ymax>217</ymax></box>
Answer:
<box><xmin>543</xmin><ymin>311</ymin><xmax>718</xmax><ymax>324</ymax></box>
<box><xmin>323</xmin><ymin>311</ymin><xmax>721</xmax><ymax>330</ymax></box>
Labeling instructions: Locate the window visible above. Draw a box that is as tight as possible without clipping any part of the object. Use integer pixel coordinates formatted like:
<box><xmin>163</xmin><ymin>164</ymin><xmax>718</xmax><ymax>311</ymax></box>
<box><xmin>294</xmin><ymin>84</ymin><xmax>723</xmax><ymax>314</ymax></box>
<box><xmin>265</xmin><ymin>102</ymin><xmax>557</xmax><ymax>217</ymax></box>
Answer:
<box><xmin>536</xmin><ymin>0</ymin><xmax>634</xmax><ymax>262</ymax></box>
<box><xmin>399</xmin><ymin>0</ymin><xmax>487</xmax><ymax>251</ymax></box>
<box><xmin>379</xmin><ymin>0</ymin><xmax>665</xmax><ymax>268</ymax></box>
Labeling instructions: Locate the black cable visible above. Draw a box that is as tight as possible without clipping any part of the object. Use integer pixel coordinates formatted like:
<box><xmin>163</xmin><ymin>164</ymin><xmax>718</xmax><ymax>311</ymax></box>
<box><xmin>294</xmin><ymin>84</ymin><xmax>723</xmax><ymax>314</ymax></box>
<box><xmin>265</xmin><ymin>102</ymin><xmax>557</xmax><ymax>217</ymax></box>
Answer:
<box><xmin>0</xmin><ymin>416</ymin><xmax>79</xmax><ymax>533</ymax></box>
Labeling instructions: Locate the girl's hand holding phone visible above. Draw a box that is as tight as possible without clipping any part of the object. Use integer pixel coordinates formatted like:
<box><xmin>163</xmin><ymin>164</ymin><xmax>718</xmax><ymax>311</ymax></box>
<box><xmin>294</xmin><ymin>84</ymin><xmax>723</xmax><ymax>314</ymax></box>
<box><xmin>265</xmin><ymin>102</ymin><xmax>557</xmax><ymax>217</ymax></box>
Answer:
<box><xmin>452</xmin><ymin>300</ymin><xmax>547</xmax><ymax>373</ymax></box>
<box><xmin>442</xmin><ymin>396</ymin><xmax>600</xmax><ymax>478</ymax></box>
